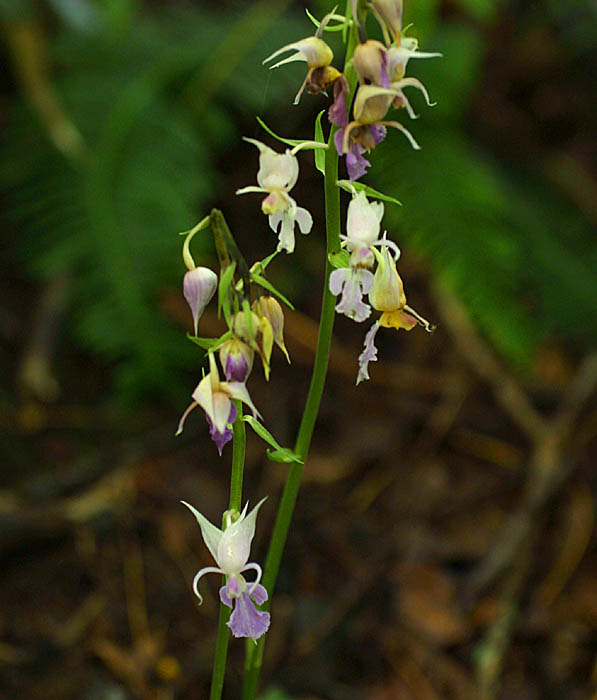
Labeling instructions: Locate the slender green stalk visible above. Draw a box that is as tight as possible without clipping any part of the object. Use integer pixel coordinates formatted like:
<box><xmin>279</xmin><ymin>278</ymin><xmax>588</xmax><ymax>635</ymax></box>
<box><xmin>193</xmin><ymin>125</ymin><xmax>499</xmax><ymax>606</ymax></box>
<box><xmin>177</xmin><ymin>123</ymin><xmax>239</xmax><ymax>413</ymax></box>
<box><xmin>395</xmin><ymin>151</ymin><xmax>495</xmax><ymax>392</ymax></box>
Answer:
<box><xmin>242</xmin><ymin>11</ymin><xmax>360</xmax><ymax>696</ymax></box>
<box><xmin>242</xmin><ymin>129</ymin><xmax>341</xmax><ymax>700</ymax></box>
<box><xmin>209</xmin><ymin>402</ymin><xmax>246</xmax><ymax>700</ymax></box>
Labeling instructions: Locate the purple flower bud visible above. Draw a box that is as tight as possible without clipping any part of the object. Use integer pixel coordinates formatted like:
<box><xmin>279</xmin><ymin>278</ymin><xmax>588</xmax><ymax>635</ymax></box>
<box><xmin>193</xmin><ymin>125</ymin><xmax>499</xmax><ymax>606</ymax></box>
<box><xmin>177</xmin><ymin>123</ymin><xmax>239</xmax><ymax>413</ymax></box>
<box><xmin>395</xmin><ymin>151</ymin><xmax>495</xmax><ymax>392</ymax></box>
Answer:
<box><xmin>183</xmin><ymin>267</ymin><xmax>217</xmax><ymax>336</ymax></box>
<box><xmin>219</xmin><ymin>338</ymin><xmax>254</xmax><ymax>382</ymax></box>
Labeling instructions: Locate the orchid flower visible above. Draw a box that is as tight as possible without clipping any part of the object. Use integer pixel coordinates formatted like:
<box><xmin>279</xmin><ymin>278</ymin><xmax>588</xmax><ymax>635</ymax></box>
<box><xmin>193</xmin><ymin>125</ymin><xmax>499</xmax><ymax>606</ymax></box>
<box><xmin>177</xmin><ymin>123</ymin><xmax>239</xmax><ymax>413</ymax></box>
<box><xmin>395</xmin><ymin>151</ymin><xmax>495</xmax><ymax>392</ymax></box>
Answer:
<box><xmin>329</xmin><ymin>266</ymin><xmax>375</xmax><ymax>321</ymax></box>
<box><xmin>182</xmin><ymin>499</ymin><xmax>270</xmax><ymax>641</ymax></box>
<box><xmin>236</xmin><ymin>139</ymin><xmax>313</xmax><ymax>254</ymax></box>
<box><xmin>343</xmin><ymin>191</ymin><xmax>400</xmax><ymax>265</ymax></box>
<box><xmin>263</xmin><ymin>12</ymin><xmax>342</xmax><ymax>104</ymax></box>
<box><xmin>176</xmin><ymin>353</ymin><xmax>260</xmax><ymax>454</ymax></box>
<box><xmin>357</xmin><ymin>241</ymin><xmax>433</xmax><ymax>383</ymax></box>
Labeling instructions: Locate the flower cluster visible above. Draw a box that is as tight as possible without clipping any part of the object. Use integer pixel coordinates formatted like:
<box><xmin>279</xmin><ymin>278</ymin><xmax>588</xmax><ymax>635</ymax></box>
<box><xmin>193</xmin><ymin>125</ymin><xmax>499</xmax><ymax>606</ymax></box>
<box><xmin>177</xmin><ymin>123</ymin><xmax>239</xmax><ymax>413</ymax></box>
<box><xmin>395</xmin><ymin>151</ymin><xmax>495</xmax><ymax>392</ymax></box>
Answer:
<box><xmin>176</xmin><ymin>0</ymin><xmax>439</xmax><ymax>653</ymax></box>
<box><xmin>329</xmin><ymin>189</ymin><xmax>432</xmax><ymax>382</ymax></box>
<box><xmin>262</xmin><ymin>0</ymin><xmax>436</xmax><ymax>380</ymax></box>
<box><xmin>332</xmin><ymin>2</ymin><xmax>440</xmax><ymax>180</ymax></box>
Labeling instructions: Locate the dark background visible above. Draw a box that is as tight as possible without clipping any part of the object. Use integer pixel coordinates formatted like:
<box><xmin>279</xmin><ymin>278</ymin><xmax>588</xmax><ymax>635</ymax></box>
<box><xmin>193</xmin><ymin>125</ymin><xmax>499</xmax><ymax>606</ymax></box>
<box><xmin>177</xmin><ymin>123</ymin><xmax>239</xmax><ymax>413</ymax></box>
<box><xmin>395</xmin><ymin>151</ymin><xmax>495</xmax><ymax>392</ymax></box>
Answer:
<box><xmin>1</xmin><ymin>0</ymin><xmax>596</xmax><ymax>698</ymax></box>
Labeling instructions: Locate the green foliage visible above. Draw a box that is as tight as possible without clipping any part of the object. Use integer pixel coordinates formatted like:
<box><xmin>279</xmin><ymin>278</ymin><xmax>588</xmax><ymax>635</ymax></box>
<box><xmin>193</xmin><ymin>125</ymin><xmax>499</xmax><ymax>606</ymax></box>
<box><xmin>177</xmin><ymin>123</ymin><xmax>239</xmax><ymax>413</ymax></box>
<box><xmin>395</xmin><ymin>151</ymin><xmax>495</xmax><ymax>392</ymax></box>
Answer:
<box><xmin>243</xmin><ymin>416</ymin><xmax>303</xmax><ymax>464</ymax></box>
<box><xmin>1</xmin><ymin>3</ymin><xmax>305</xmax><ymax>403</ymax></box>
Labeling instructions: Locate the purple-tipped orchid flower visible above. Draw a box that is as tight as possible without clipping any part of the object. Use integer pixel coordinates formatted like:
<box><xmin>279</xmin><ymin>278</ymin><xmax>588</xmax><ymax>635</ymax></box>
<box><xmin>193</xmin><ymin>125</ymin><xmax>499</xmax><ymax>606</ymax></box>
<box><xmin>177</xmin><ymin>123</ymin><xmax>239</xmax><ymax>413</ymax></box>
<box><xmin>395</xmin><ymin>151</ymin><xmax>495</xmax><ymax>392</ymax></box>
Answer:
<box><xmin>176</xmin><ymin>353</ymin><xmax>260</xmax><ymax>454</ymax></box>
<box><xmin>182</xmin><ymin>499</ymin><xmax>271</xmax><ymax>641</ymax></box>
<box><xmin>236</xmin><ymin>139</ymin><xmax>313</xmax><ymax>253</ymax></box>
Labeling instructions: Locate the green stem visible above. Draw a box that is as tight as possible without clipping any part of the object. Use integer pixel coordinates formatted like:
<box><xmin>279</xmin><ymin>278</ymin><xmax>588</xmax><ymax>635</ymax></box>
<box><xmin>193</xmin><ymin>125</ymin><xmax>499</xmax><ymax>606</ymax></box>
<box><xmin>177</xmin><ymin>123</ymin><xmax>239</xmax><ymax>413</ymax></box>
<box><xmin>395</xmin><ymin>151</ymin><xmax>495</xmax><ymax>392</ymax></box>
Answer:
<box><xmin>209</xmin><ymin>402</ymin><xmax>246</xmax><ymax>700</ymax></box>
<box><xmin>242</xmin><ymin>11</ymin><xmax>360</xmax><ymax>696</ymax></box>
<box><xmin>242</xmin><ymin>128</ymin><xmax>341</xmax><ymax>700</ymax></box>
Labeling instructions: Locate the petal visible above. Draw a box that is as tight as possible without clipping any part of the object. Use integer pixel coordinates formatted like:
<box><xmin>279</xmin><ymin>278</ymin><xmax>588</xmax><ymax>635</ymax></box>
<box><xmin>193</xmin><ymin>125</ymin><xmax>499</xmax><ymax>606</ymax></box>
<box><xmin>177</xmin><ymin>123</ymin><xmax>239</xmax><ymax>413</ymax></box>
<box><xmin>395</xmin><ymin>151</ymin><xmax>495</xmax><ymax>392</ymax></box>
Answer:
<box><xmin>333</xmin><ymin>127</ymin><xmax>345</xmax><ymax>155</ymax></box>
<box><xmin>206</xmin><ymin>413</ymin><xmax>234</xmax><ymax>455</ymax></box>
<box><xmin>295</xmin><ymin>207</ymin><xmax>313</xmax><ymax>234</ymax></box>
<box><xmin>391</xmin><ymin>77</ymin><xmax>436</xmax><ymax>107</ymax></box>
<box><xmin>225</xmin><ymin>381</ymin><xmax>261</xmax><ymax>419</ymax></box>
<box><xmin>329</xmin><ymin>267</ymin><xmax>350</xmax><ymax>296</ymax></box>
<box><xmin>268</xmin><ymin>210</ymin><xmax>283</xmax><ymax>233</ymax></box>
<box><xmin>236</xmin><ymin>186</ymin><xmax>267</xmax><ymax>195</ymax></box>
<box><xmin>369</xmin><ymin>124</ymin><xmax>387</xmax><ymax>146</ymax></box>
<box><xmin>356</xmin><ymin>321</ymin><xmax>380</xmax><ymax>385</ymax></box>
<box><xmin>216</xmin><ymin>498</ymin><xmax>267</xmax><ymax>573</ymax></box>
<box><xmin>355</xmin><ymin>268</ymin><xmax>375</xmax><ymax>293</ymax></box>
<box><xmin>328</xmin><ymin>77</ymin><xmax>348</xmax><ymax>127</ymax></box>
<box><xmin>276</xmin><ymin>212</ymin><xmax>296</xmax><ymax>253</ymax></box>
<box><xmin>379</xmin><ymin>309</ymin><xmax>418</xmax><ymax>330</ymax></box>
<box><xmin>382</xmin><ymin>120</ymin><xmax>421</xmax><ymax>150</ymax></box>
<box><xmin>175</xmin><ymin>400</ymin><xmax>198</xmax><ymax>436</ymax></box>
<box><xmin>180</xmin><ymin>501</ymin><xmax>223</xmax><ymax>563</ymax></box>
<box><xmin>346</xmin><ymin>147</ymin><xmax>371</xmax><ymax>182</ymax></box>
<box><xmin>347</xmin><ymin>191</ymin><xmax>383</xmax><ymax>244</ymax></box>
<box><xmin>192</xmin><ymin>374</ymin><xmax>214</xmax><ymax>422</ymax></box>
<box><xmin>334</xmin><ymin>269</ymin><xmax>372</xmax><ymax>322</ymax></box>
<box><xmin>211</xmin><ymin>391</ymin><xmax>232</xmax><ymax>436</ymax></box>
<box><xmin>259</xmin><ymin>150</ymin><xmax>299</xmax><ymax>192</ymax></box>
<box><xmin>250</xmin><ymin>583</ymin><xmax>269</xmax><ymax>606</ymax></box>
<box><xmin>219</xmin><ymin>584</ymin><xmax>233</xmax><ymax>609</ymax></box>
<box><xmin>227</xmin><ymin>591</ymin><xmax>271</xmax><ymax>640</ymax></box>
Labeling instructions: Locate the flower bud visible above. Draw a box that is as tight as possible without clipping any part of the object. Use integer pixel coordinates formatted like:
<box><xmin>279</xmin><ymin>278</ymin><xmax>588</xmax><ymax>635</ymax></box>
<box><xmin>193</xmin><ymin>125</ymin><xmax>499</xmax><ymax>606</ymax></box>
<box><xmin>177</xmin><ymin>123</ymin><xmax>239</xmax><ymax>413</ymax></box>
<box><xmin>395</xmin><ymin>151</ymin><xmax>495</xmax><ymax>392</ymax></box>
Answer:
<box><xmin>353</xmin><ymin>41</ymin><xmax>388</xmax><ymax>87</ymax></box>
<box><xmin>219</xmin><ymin>338</ymin><xmax>254</xmax><ymax>382</ymax></box>
<box><xmin>253</xmin><ymin>297</ymin><xmax>290</xmax><ymax>363</ymax></box>
<box><xmin>372</xmin><ymin>0</ymin><xmax>403</xmax><ymax>41</ymax></box>
<box><xmin>369</xmin><ymin>246</ymin><xmax>406</xmax><ymax>312</ymax></box>
<box><xmin>232</xmin><ymin>311</ymin><xmax>274</xmax><ymax>380</ymax></box>
<box><xmin>183</xmin><ymin>266</ymin><xmax>218</xmax><ymax>336</ymax></box>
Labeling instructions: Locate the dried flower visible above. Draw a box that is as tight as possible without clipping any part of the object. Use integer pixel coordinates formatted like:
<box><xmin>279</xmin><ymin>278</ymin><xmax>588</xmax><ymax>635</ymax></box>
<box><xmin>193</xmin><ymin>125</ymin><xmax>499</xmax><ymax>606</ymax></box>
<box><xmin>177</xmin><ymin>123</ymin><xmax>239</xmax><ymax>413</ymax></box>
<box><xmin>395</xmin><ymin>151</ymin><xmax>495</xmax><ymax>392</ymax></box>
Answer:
<box><xmin>182</xmin><ymin>499</ymin><xmax>270</xmax><ymax>641</ymax></box>
<box><xmin>263</xmin><ymin>15</ymin><xmax>342</xmax><ymax>104</ymax></box>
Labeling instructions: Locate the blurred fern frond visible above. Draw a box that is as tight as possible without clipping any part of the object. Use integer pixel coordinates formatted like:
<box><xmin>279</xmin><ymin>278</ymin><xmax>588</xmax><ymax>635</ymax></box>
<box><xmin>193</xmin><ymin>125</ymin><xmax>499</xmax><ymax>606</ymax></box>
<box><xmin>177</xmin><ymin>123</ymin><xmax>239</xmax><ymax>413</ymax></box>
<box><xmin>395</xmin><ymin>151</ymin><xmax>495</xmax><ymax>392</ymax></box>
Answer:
<box><xmin>1</xmin><ymin>3</ymin><xmax>304</xmax><ymax>402</ymax></box>
<box><xmin>372</xmin><ymin>23</ymin><xmax>597</xmax><ymax>367</ymax></box>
